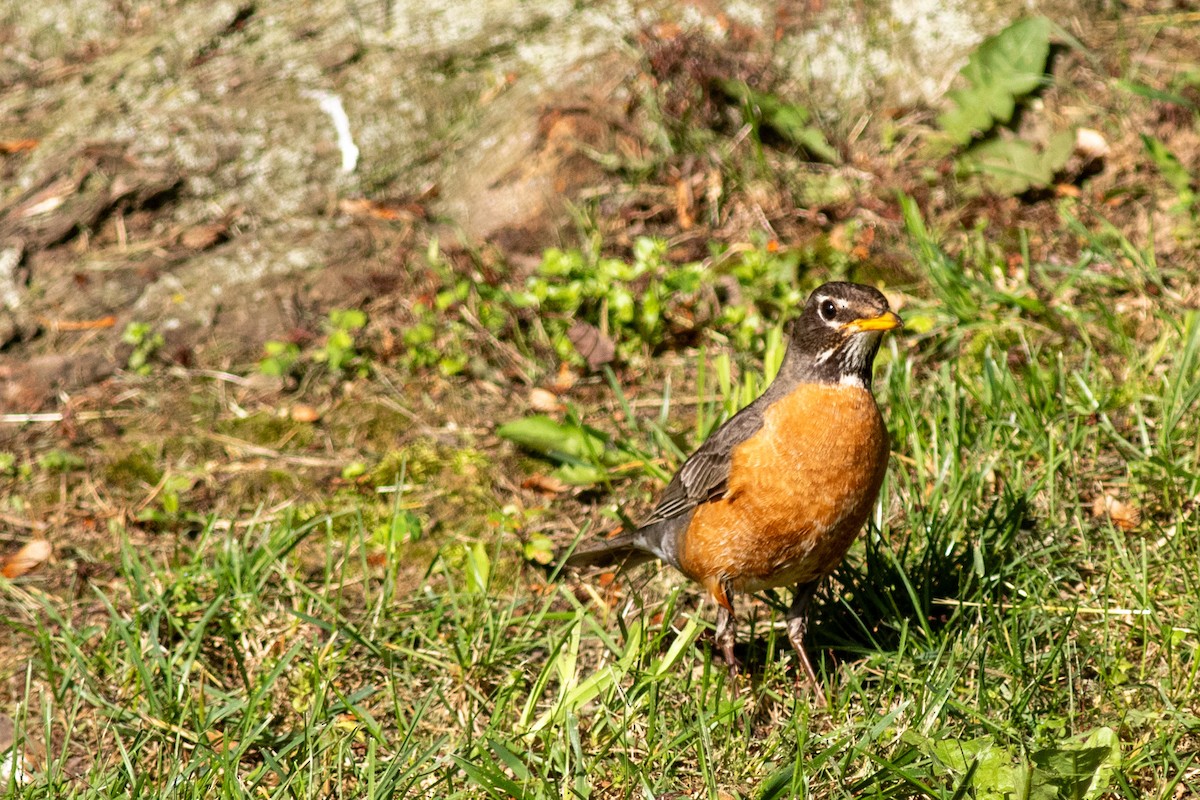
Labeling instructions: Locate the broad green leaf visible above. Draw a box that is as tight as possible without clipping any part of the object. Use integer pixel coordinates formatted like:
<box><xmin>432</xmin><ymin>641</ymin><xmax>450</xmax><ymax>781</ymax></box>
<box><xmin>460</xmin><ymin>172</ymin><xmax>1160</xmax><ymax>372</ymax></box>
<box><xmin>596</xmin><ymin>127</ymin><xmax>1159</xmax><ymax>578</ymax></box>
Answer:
<box><xmin>496</xmin><ymin>415</ymin><xmax>613</xmax><ymax>464</ymax></box>
<box><xmin>718</xmin><ymin>79</ymin><xmax>839</xmax><ymax>162</ymax></box>
<box><xmin>551</xmin><ymin>462</ymin><xmax>610</xmax><ymax>486</ymax></box>
<box><xmin>961</xmin><ymin>129</ymin><xmax>1074</xmax><ymax>194</ymax></box>
<box><xmin>463</xmin><ymin>541</ymin><xmax>490</xmax><ymax>594</ymax></box>
<box><xmin>522</xmin><ymin>533</ymin><xmax>555</xmax><ymax>565</ymax></box>
<box><xmin>1030</xmin><ymin>727</ymin><xmax>1120</xmax><ymax>800</ymax></box>
<box><xmin>937</xmin><ymin>16</ymin><xmax>1052</xmax><ymax>143</ymax></box>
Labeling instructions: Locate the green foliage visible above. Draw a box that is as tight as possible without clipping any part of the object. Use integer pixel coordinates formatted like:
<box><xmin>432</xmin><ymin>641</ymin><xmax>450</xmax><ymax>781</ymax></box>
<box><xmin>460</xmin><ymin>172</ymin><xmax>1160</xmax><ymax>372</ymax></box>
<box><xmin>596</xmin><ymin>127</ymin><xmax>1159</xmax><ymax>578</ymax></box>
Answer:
<box><xmin>402</xmin><ymin>298</ymin><xmax>470</xmax><ymax>376</ymax></box>
<box><xmin>36</xmin><ymin>448</ymin><xmax>84</xmax><ymax>473</ymax></box>
<box><xmin>522</xmin><ymin>532</ymin><xmax>554</xmax><ymax>565</ymax></box>
<box><xmin>0</xmin><ymin>451</ymin><xmax>16</xmax><ymax>476</ymax></box>
<box><xmin>260</xmin><ymin>309</ymin><xmax>371</xmax><ymax>381</ymax></box>
<box><xmin>1142</xmin><ymin>134</ymin><xmax>1197</xmax><ymax>212</ymax></box>
<box><xmin>897</xmin><ymin>727</ymin><xmax>1120</xmax><ymax>800</ymax></box>
<box><xmin>340</xmin><ymin>460</ymin><xmax>368</xmax><ymax>481</ymax></box>
<box><xmin>938</xmin><ymin>17</ymin><xmax>1052</xmax><ymax>145</ymax></box>
<box><xmin>394</xmin><ymin>236</ymin><xmax>807</xmax><ymax>381</ymax></box>
<box><xmin>375</xmin><ymin>509</ymin><xmax>422</xmax><ymax>544</ymax></box>
<box><xmin>900</xmin><ymin>193</ymin><xmax>1046</xmax><ymax>343</ymax></box>
<box><xmin>135</xmin><ymin>472</ymin><xmax>202</xmax><ymax>528</ymax></box>
<box><xmin>961</xmin><ymin>130</ymin><xmax>1075</xmax><ymax>195</ymax></box>
<box><xmin>121</xmin><ymin>320</ymin><xmax>164</xmax><ymax>375</ymax></box>
<box><xmin>717</xmin><ymin>79</ymin><xmax>838</xmax><ymax>163</ymax></box>
<box><xmin>258</xmin><ymin>340</ymin><xmax>301</xmax><ymax>377</ymax></box>
<box><xmin>934</xmin><ymin>16</ymin><xmax>1072</xmax><ymax>195</ymax></box>
<box><xmin>319</xmin><ymin>308</ymin><xmax>368</xmax><ymax>376</ymax></box>
<box><xmin>496</xmin><ymin>414</ymin><xmax>638</xmax><ymax>486</ymax></box>
<box><xmin>522</xmin><ymin>236</ymin><xmax>803</xmax><ymax>364</ymax></box>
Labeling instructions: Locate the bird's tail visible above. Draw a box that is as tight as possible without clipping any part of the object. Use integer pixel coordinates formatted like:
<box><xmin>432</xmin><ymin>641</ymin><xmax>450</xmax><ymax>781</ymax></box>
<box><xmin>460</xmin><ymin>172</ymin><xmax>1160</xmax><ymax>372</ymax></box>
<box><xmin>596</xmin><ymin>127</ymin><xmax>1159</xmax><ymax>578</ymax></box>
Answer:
<box><xmin>560</xmin><ymin>529</ymin><xmax>655</xmax><ymax>572</ymax></box>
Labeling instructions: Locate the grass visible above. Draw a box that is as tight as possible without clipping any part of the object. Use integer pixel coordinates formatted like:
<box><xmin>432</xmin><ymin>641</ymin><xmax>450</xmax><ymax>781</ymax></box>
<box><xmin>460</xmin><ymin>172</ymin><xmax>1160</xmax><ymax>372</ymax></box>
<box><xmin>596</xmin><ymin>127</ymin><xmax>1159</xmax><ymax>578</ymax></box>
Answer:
<box><xmin>5</xmin><ymin>13</ymin><xmax>1200</xmax><ymax>799</ymax></box>
<box><xmin>3</xmin><ymin>197</ymin><xmax>1200</xmax><ymax>798</ymax></box>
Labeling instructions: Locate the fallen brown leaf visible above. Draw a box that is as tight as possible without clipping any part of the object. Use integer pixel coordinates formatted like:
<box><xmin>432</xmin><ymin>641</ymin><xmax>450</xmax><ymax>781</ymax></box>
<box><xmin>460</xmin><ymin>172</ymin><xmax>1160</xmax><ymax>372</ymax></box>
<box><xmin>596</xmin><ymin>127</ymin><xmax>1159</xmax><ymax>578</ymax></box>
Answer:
<box><xmin>674</xmin><ymin>177</ymin><xmax>694</xmax><ymax>230</ymax></box>
<box><xmin>36</xmin><ymin>315</ymin><xmax>117</xmax><ymax>332</ymax></box>
<box><xmin>1092</xmin><ymin>493</ymin><xmax>1141</xmax><ymax>531</ymax></box>
<box><xmin>0</xmin><ymin>139</ymin><xmax>38</xmax><ymax>154</ymax></box>
<box><xmin>567</xmin><ymin>321</ymin><xmax>615</xmax><ymax>370</ymax></box>
<box><xmin>1</xmin><ymin>539</ymin><xmax>52</xmax><ymax>579</ymax></box>
<box><xmin>290</xmin><ymin>404</ymin><xmax>321</xmax><ymax>423</ymax></box>
<box><xmin>338</xmin><ymin>197</ymin><xmax>426</xmax><ymax>221</ymax></box>
<box><xmin>550</xmin><ymin>362</ymin><xmax>578</xmax><ymax>393</ymax></box>
<box><xmin>522</xmin><ymin>474</ymin><xmax>570</xmax><ymax>494</ymax></box>
<box><xmin>179</xmin><ymin>221</ymin><xmax>229</xmax><ymax>250</ymax></box>
<box><xmin>529</xmin><ymin>388</ymin><xmax>563</xmax><ymax>413</ymax></box>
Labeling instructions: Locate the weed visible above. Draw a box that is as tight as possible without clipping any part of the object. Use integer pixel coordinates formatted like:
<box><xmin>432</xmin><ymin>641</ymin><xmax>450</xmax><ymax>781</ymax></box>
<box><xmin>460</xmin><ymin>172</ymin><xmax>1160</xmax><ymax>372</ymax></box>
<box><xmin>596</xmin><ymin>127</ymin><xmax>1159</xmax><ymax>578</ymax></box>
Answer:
<box><xmin>121</xmin><ymin>321</ymin><xmax>164</xmax><ymax>375</ymax></box>
<box><xmin>318</xmin><ymin>308</ymin><xmax>369</xmax><ymax>376</ymax></box>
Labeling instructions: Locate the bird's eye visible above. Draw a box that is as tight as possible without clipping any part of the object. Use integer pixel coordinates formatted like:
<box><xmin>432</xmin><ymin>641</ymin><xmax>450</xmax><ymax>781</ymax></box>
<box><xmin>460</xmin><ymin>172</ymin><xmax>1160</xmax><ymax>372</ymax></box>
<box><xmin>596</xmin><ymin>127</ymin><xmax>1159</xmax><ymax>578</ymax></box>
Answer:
<box><xmin>819</xmin><ymin>299</ymin><xmax>837</xmax><ymax>321</ymax></box>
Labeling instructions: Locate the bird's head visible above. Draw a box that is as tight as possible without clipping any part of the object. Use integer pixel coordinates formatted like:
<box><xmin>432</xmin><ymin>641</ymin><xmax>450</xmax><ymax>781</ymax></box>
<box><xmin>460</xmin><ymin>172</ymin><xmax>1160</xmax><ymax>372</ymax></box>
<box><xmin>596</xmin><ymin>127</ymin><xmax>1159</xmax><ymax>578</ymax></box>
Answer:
<box><xmin>786</xmin><ymin>281</ymin><xmax>902</xmax><ymax>388</ymax></box>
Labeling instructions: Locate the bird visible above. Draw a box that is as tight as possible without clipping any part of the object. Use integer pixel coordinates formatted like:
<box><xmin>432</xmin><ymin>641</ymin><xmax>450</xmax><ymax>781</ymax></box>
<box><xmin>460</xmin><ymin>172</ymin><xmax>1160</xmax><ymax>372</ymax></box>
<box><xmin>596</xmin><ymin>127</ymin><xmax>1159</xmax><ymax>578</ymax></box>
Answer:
<box><xmin>563</xmin><ymin>281</ymin><xmax>902</xmax><ymax>705</ymax></box>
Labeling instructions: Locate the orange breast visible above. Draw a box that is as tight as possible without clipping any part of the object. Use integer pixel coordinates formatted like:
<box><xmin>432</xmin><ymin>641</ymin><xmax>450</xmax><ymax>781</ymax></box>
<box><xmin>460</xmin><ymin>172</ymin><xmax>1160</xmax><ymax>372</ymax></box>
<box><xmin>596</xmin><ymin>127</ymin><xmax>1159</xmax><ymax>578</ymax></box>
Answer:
<box><xmin>677</xmin><ymin>383</ymin><xmax>890</xmax><ymax>594</ymax></box>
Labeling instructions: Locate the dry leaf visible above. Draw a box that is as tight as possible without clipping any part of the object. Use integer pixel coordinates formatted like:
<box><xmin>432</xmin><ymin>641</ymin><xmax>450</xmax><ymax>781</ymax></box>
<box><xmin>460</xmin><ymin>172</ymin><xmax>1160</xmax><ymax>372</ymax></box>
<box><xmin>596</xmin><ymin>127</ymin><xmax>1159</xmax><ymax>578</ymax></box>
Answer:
<box><xmin>1</xmin><ymin>539</ymin><xmax>52</xmax><ymax>579</ymax></box>
<box><xmin>550</xmin><ymin>362</ymin><xmax>578</xmax><ymax>393</ymax></box>
<box><xmin>290</xmin><ymin>404</ymin><xmax>321</xmax><ymax>423</ymax></box>
<box><xmin>1075</xmin><ymin>127</ymin><xmax>1110</xmax><ymax>160</ymax></box>
<box><xmin>0</xmin><ymin>140</ymin><xmax>38</xmax><ymax>154</ymax></box>
<box><xmin>16</xmin><ymin>176</ymin><xmax>77</xmax><ymax>219</ymax></box>
<box><xmin>674</xmin><ymin>177</ymin><xmax>694</xmax><ymax>230</ymax></box>
<box><xmin>522</xmin><ymin>474</ymin><xmax>569</xmax><ymax>494</ymax></box>
<box><xmin>529</xmin><ymin>388</ymin><xmax>563</xmax><ymax>413</ymax></box>
<box><xmin>36</xmin><ymin>315</ymin><xmax>117</xmax><ymax>332</ymax></box>
<box><xmin>567</xmin><ymin>321</ymin><xmax>615</xmax><ymax>370</ymax></box>
<box><xmin>1092</xmin><ymin>494</ymin><xmax>1141</xmax><ymax>531</ymax></box>
<box><xmin>338</xmin><ymin>197</ymin><xmax>426</xmax><ymax>221</ymax></box>
<box><xmin>180</xmin><ymin>222</ymin><xmax>229</xmax><ymax>250</ymax></box>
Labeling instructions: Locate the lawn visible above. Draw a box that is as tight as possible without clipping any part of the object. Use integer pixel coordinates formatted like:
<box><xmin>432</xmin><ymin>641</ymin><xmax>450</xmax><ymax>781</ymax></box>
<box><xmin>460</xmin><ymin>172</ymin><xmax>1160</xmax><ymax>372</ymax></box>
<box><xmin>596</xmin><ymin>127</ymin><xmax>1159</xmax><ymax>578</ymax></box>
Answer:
<box><xmin>3</xmin><ymin>11</ymin><xmax>1200</xmax><ymax>800</ymax></box>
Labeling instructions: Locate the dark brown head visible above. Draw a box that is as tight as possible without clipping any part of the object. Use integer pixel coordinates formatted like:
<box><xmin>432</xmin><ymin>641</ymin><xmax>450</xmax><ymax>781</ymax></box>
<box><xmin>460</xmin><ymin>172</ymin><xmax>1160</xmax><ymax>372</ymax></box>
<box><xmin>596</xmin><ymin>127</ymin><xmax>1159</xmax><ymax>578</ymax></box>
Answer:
<box><xmin>781</xmin><ymin>281</ymin><xmax>902</xmax><ymax>389</ymax></box>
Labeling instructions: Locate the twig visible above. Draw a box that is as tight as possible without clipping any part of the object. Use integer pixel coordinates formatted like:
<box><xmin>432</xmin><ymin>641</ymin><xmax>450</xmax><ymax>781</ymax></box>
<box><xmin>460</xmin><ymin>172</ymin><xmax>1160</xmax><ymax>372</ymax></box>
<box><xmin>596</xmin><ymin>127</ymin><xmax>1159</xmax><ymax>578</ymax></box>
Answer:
<box><xmin>201</xmin><ymin>431</ymin><xmax>343</xmax><ymax>468</ymax></box>
<box><xmin>0</xmin><ymin>413</ymin><xmax>63</xmax><ymax>424</ymax></box>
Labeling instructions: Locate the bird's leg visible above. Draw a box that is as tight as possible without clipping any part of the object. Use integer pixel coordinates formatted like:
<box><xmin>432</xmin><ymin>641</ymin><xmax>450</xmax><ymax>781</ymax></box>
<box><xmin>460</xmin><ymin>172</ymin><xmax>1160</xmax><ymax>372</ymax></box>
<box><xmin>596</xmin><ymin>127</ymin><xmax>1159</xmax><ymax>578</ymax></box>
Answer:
<box><xmin>707</xmin><ymin>577</ymin><xmax>742</xmax><ymax>696</ymax></box>
<box><xmin>715</xmin><ymin>602</ymin><xmax>738</xmax><ymax>677</ymax></box>
<box><xmin>786</xmin><ymin>579</ymin><xmax>827</xmax><ymax>707</ymax></box>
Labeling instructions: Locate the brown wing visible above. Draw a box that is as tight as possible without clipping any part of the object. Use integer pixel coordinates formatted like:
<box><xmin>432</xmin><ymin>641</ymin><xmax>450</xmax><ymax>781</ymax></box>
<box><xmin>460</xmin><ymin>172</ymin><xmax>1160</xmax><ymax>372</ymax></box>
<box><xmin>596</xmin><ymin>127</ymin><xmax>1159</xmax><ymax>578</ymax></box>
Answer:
<box><xmin>641</xmin><ymin>401</ymin><xmax>767</xmax><ymax>526</ymax></box>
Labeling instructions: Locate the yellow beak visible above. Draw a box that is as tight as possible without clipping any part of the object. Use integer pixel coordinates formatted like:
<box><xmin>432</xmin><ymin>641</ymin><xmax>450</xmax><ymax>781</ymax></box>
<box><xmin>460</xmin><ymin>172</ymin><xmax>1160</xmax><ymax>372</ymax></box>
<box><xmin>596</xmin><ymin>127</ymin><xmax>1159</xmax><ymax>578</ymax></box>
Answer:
<box><xmin>842</xmin><ymin>310</ymin><xmax>903</xmax><ymax>334</ymax></box>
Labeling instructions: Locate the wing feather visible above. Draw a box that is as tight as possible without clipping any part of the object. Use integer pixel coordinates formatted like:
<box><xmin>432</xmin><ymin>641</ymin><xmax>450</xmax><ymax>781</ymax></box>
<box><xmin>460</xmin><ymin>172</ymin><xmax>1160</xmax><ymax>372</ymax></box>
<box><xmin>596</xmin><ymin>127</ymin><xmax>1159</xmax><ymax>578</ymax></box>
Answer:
<box><xmin>641</xmin><ymin>403</ymin><xmax>766</xmax><ymax>525</ymax></box>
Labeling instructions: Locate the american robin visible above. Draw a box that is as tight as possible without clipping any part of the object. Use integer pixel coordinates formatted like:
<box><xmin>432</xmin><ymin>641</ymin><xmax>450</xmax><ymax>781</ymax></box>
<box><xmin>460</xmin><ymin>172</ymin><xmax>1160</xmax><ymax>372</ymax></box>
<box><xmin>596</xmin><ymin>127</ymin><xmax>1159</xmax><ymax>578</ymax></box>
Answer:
<box><xmin>564</xmin><ymin>281</ymin><xmax>901</xmax><ymax>705</ymax></box>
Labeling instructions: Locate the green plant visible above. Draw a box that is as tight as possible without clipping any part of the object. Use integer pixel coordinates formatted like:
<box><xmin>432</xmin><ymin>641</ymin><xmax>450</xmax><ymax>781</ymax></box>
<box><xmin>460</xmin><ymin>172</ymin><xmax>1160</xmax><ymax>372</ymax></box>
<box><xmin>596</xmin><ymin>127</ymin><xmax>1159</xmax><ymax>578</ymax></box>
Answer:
<box><xmin>36</xmin><ymin>449</ymin><xmax>84</xmax><ymax>473</ymax></box>
<box><xmin>318</xmin><ymin>308</ymin><xmax>368</xmax><ymax>376</ymax></box>
<box><xmin>934</xmin><ymin>16</ymin><xmax>1072</xmax><ymax>195</ymax></box>
<box><xmin>716</xmin><ymin>79</ymin><xmax>838</xmax><ymax>163</ymax></box>
<box><xmin>121</xmin><ymin>321</ymin><xmax>164</xmax><ymax>375</ymax></box>
<box><xmin>402</xmin><ymin>300</ymin><xmax>470</xmax><ymax>376</ymax></box>
<box><xmin>1142</xmin><ymin>134</ymin><xmax>1197</xmax><ymax>220</ymax></box>
<box><xmin>258</xmin><ymin>340</ymin><xmax>302</xmax><ymax>377</ymax></box>
<box><xmin>518</xmin><ymin>236</ymin><xmax>804</xmax><ymax>365</ymax></box>
<box><xmin>937</xmin><ymin>16</ymin><xmax>1052</xmax><ymax>145</ymax></box>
